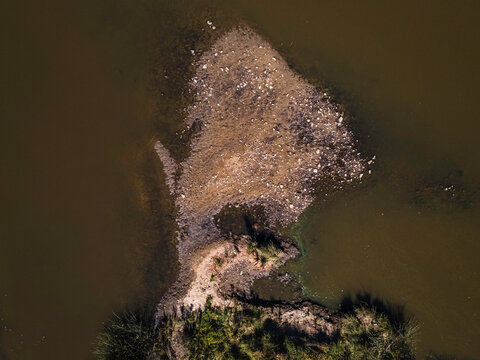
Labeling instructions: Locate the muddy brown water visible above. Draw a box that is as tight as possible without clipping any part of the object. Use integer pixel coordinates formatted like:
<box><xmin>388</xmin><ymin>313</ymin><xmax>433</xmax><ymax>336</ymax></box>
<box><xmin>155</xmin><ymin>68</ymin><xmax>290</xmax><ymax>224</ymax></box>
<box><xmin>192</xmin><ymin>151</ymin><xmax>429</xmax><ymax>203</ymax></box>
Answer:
<box><xmin>1</xmin><ymin>1</ymin><xmax>479</xmax><ymax>359</ymax></box>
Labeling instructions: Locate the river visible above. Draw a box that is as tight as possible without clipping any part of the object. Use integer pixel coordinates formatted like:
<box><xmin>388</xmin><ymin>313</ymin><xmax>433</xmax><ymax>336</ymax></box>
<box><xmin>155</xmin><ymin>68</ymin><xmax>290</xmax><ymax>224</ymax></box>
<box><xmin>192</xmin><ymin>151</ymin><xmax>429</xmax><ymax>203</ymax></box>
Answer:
<box><xmin>1</xmin><ymin>1</ymin><xmax>479</xmax><ymax>359</ymax></box>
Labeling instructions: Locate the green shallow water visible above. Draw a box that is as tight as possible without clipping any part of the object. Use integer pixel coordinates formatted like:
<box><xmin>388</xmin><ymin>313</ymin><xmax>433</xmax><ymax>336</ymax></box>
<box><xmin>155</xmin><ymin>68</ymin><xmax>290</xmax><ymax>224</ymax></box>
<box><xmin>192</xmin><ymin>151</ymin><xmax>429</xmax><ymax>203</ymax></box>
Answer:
<box><xmin>1</xmin><ymin>1</ymin><xmax>479</xmax><ymax>359</ymax></box>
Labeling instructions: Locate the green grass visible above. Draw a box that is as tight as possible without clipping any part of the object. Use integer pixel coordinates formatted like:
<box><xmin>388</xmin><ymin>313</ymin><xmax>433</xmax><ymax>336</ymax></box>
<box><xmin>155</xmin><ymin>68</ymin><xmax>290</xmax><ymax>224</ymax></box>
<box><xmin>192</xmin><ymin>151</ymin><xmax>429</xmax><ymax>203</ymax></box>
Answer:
<box><xmin>94</xmin><ymin>303</ymin><xmax>417</xmax><ymax>360</ymax></box>
<box><xmin>327</xmin><ymin>308</ymin><xmax>417</xmax><ymax>360</ymax></box>
<box><xmin>93</xmin><ymin>309</ymin><xmax>172</xmax><ymax>360</ymax></box>
<box><xmin>182</xmin><ymin>302</ymin><xmax>416</xmax><ymax>360</ymax></box>
<box><xmin>246</xmin><ymin>240</ymin><xmax>281</xmax><ymax>265</ymax></box>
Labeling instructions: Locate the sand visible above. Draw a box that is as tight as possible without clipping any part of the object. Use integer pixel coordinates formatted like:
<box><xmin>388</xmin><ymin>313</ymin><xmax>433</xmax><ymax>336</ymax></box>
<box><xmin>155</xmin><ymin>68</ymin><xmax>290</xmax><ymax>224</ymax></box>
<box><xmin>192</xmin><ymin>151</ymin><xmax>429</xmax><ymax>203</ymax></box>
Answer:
<box><xmin>155</xmin><ymin>26</ymin><xmax>365</xmax><ymax>315</ymax></box>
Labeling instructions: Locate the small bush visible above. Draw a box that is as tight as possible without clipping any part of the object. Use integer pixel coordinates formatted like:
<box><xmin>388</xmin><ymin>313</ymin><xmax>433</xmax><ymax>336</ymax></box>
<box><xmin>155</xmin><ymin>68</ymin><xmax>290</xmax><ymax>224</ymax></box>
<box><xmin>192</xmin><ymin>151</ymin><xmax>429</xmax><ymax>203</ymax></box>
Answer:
<box><xmin>93</xmin><ymin>310</ymin><xmax>167</xmax><ymax>360</ymax></box>
<box><xmin>184</xmin><ymin>303</ymin><xmax>236</xmax><ymax>359</ymax></box>
<box><xmin>214</xmin><ymin>257</ymin><xmax>224</xmax><ymax>267</ymax></box>
<box><xmin>327</xmin><ymin>308</ymin><xmax>417</xmax><ymax>360</ymax></box>
<box><xmin>247</xmin><ymin>240</ymin><xmax>281</xmax><ymax>264</ymax></box>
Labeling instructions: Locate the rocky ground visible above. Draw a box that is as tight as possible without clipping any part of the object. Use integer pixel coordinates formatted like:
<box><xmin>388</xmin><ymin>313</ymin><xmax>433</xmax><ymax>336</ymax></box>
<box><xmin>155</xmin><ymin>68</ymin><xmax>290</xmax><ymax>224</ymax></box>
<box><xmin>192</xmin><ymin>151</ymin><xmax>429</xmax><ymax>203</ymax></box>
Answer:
<box><xmin>155</xmin><ymin>26</ymin><xmax>365</xmax><ymax>319</ymax></box>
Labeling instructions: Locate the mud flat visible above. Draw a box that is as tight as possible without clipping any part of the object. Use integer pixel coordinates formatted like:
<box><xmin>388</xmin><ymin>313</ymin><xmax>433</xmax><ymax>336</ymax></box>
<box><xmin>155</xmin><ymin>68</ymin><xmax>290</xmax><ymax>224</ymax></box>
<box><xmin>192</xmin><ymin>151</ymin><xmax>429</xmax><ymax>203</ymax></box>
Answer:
<box><xmin>155</xmin><ymin>27</ymin><xmax>365</xmax><ymax>315</ymax></box>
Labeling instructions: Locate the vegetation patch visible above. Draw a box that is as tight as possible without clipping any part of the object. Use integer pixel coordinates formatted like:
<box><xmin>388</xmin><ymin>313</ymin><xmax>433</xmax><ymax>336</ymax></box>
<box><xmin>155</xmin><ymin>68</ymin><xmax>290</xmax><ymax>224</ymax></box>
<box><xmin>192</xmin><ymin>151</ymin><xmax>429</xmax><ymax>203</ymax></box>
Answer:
<box><xmin>183</xmin><ymin>301</ymin><xmax>318</xmax><ymax>360</ymax></box>
<box><xmin>327</xmin><ymin>308</ymin><xmax>417</xmax><ymax>360</ymax></box>
<box><xmin>244</xmin><ymin>217</ymin><xmax>285</xmax><ymax>265</ymax></box>
<box><xmin>93</xmin><ymin>310</ymin><xmax>169</xmax><ymax>360</ymax></box>
<box><xmin>94</xmin><ymin>301</ymin><xmax>416</xmax><ymax>359</ymax></box>
<box><xmin>246</xmin><ymin>239</ymin><xmax>281</xmax><ymax>265</ymax></box>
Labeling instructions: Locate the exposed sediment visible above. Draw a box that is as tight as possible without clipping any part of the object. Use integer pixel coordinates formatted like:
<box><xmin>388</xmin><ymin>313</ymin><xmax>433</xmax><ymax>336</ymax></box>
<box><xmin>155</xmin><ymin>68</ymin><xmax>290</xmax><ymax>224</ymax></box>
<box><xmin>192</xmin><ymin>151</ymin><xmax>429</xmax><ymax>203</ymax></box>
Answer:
<box><xmin>155</xmin><ymin>26</ymin><xmax>365</xmax><ymax>316</ymax></box>
<box><xmin>176</xmin><ymin>235</ymin><xmax>298</xmax><ymax>312</ymax></box>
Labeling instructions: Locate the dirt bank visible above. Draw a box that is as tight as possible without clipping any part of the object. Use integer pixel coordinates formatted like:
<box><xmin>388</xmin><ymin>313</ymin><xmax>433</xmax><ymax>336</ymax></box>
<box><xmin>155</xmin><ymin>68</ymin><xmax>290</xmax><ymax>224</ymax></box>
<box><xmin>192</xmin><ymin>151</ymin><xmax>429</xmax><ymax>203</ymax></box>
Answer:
<box><xmin>155</xmin><ymin>26</ymin><xmax>365</xmax><ymax>316</ymax></box>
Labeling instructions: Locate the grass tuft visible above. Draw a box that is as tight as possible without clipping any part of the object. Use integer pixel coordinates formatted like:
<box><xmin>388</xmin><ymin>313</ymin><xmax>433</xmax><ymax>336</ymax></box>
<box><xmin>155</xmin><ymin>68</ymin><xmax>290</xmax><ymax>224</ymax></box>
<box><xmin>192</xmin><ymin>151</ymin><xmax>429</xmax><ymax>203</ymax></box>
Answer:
<box><xmin>93</xmin><ymin>309</ymin><xmax>171</xmax><ymax>360</ymax></box>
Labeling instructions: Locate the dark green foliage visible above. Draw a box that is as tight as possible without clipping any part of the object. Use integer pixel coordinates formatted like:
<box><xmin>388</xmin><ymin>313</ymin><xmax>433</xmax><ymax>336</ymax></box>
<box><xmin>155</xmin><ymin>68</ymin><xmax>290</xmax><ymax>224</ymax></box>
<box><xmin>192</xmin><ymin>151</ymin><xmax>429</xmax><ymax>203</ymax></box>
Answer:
<box><xmin>183</xmin><ymin>302</ymin><xmax>318</xmax><ymax>360</ymax></box>
<box><xmin>246</xmin><ymin>239</ymin><xmax>281</xmax><ymax>264</ymax></box>
<box><xmin>94</xmin><ymin>303</ymin><xmax>416</xmax><ymax>360</ymax></box>
<box><xmin>183</xmin><ymin>302</ymin><xmax>237</xmax><ymax>359</ymax></box>
<box><xmin>327</xmin><ymin>308</ymin><xmax>417</xmax><ymax>360</ymax></box>
<box><xmin>93</xmin><ymin>310</ymin><xmax>170</xmax><ymax>360</ymax></box>
<box><xmin>183</xmin><ymin>304</ymin><xmax>417</xmax><ymax>360</ymax></box>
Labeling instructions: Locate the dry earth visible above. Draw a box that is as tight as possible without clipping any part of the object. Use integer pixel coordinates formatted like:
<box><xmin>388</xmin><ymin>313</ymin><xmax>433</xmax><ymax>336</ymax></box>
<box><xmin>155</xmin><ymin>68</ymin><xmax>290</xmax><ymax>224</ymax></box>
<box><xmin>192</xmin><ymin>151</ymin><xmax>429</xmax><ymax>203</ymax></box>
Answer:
<box><xmin>155</xmin><ymin>26</ymin><xmax>365</xmax><ymax>315</ymax></box>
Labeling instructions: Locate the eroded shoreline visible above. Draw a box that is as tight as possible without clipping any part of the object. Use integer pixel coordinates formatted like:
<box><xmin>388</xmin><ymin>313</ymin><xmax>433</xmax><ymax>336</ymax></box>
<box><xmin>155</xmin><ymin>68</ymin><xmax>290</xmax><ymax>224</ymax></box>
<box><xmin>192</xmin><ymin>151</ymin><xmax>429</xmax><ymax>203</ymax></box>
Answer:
<box><xmin>92</xmin><ymin>25</ymin><xmax>421</xmax><ymax>360</ymax></box>
<box><xmin>155</xmin><ymin>27</ymin><xmax>366</xmax><ymax>319</ymax></box>
<box><xmin>155</xmin><ymin>27</ymin><xmax>365</xmax><ymax>320</ymax></box>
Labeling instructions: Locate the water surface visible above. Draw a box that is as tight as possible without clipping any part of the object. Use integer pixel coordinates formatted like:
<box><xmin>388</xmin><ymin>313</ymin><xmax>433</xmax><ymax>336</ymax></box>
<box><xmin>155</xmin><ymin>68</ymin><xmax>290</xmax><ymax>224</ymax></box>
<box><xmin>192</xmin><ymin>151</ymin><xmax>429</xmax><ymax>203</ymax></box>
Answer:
<box><xmin>1</xmin><ymin>1</ymin><xmax>479</xmax><ymax>359</ymax></box>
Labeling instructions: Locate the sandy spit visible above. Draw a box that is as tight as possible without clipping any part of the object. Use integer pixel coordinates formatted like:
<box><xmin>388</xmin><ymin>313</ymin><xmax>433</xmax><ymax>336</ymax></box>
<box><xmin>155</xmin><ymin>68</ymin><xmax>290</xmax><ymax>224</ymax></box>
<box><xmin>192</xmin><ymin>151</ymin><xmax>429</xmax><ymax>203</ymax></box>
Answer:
<box><xmin>155</xmin><ymin>26</ymin><xmax>365</xmax><ymax>317</ymax></box>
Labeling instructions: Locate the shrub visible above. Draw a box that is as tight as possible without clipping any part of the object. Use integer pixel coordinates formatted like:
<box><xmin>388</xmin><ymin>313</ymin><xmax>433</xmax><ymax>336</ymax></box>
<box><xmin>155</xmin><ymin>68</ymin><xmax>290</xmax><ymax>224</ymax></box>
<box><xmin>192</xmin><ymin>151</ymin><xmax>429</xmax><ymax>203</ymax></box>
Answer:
<box><xmin>327</xmin><ymin>308</ymin><xmax>417</xmax><ymax>360</ymax></box>
<box><xmin>247</xmin><ymin>240</ymin><xmax>281</xmax><ymax>264</ymax></box>
<box><xmin>93</xmin><ymin>310</ymin><xmax>167</xmax><ymax>360</ymax></box>
<box><xmin>94</xmin><ymin>302</ymin><xmax>416</xmax><ymax>360</ymax></box>
<box><xmin>183</xmin><ymin>303</ymin><xmax>323</xmax><ymax>360</ymax></box>
<box><xmin>184</xmin><ymin>304</ymin><xmax>236</xmax><ymax>359</ymax></box>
